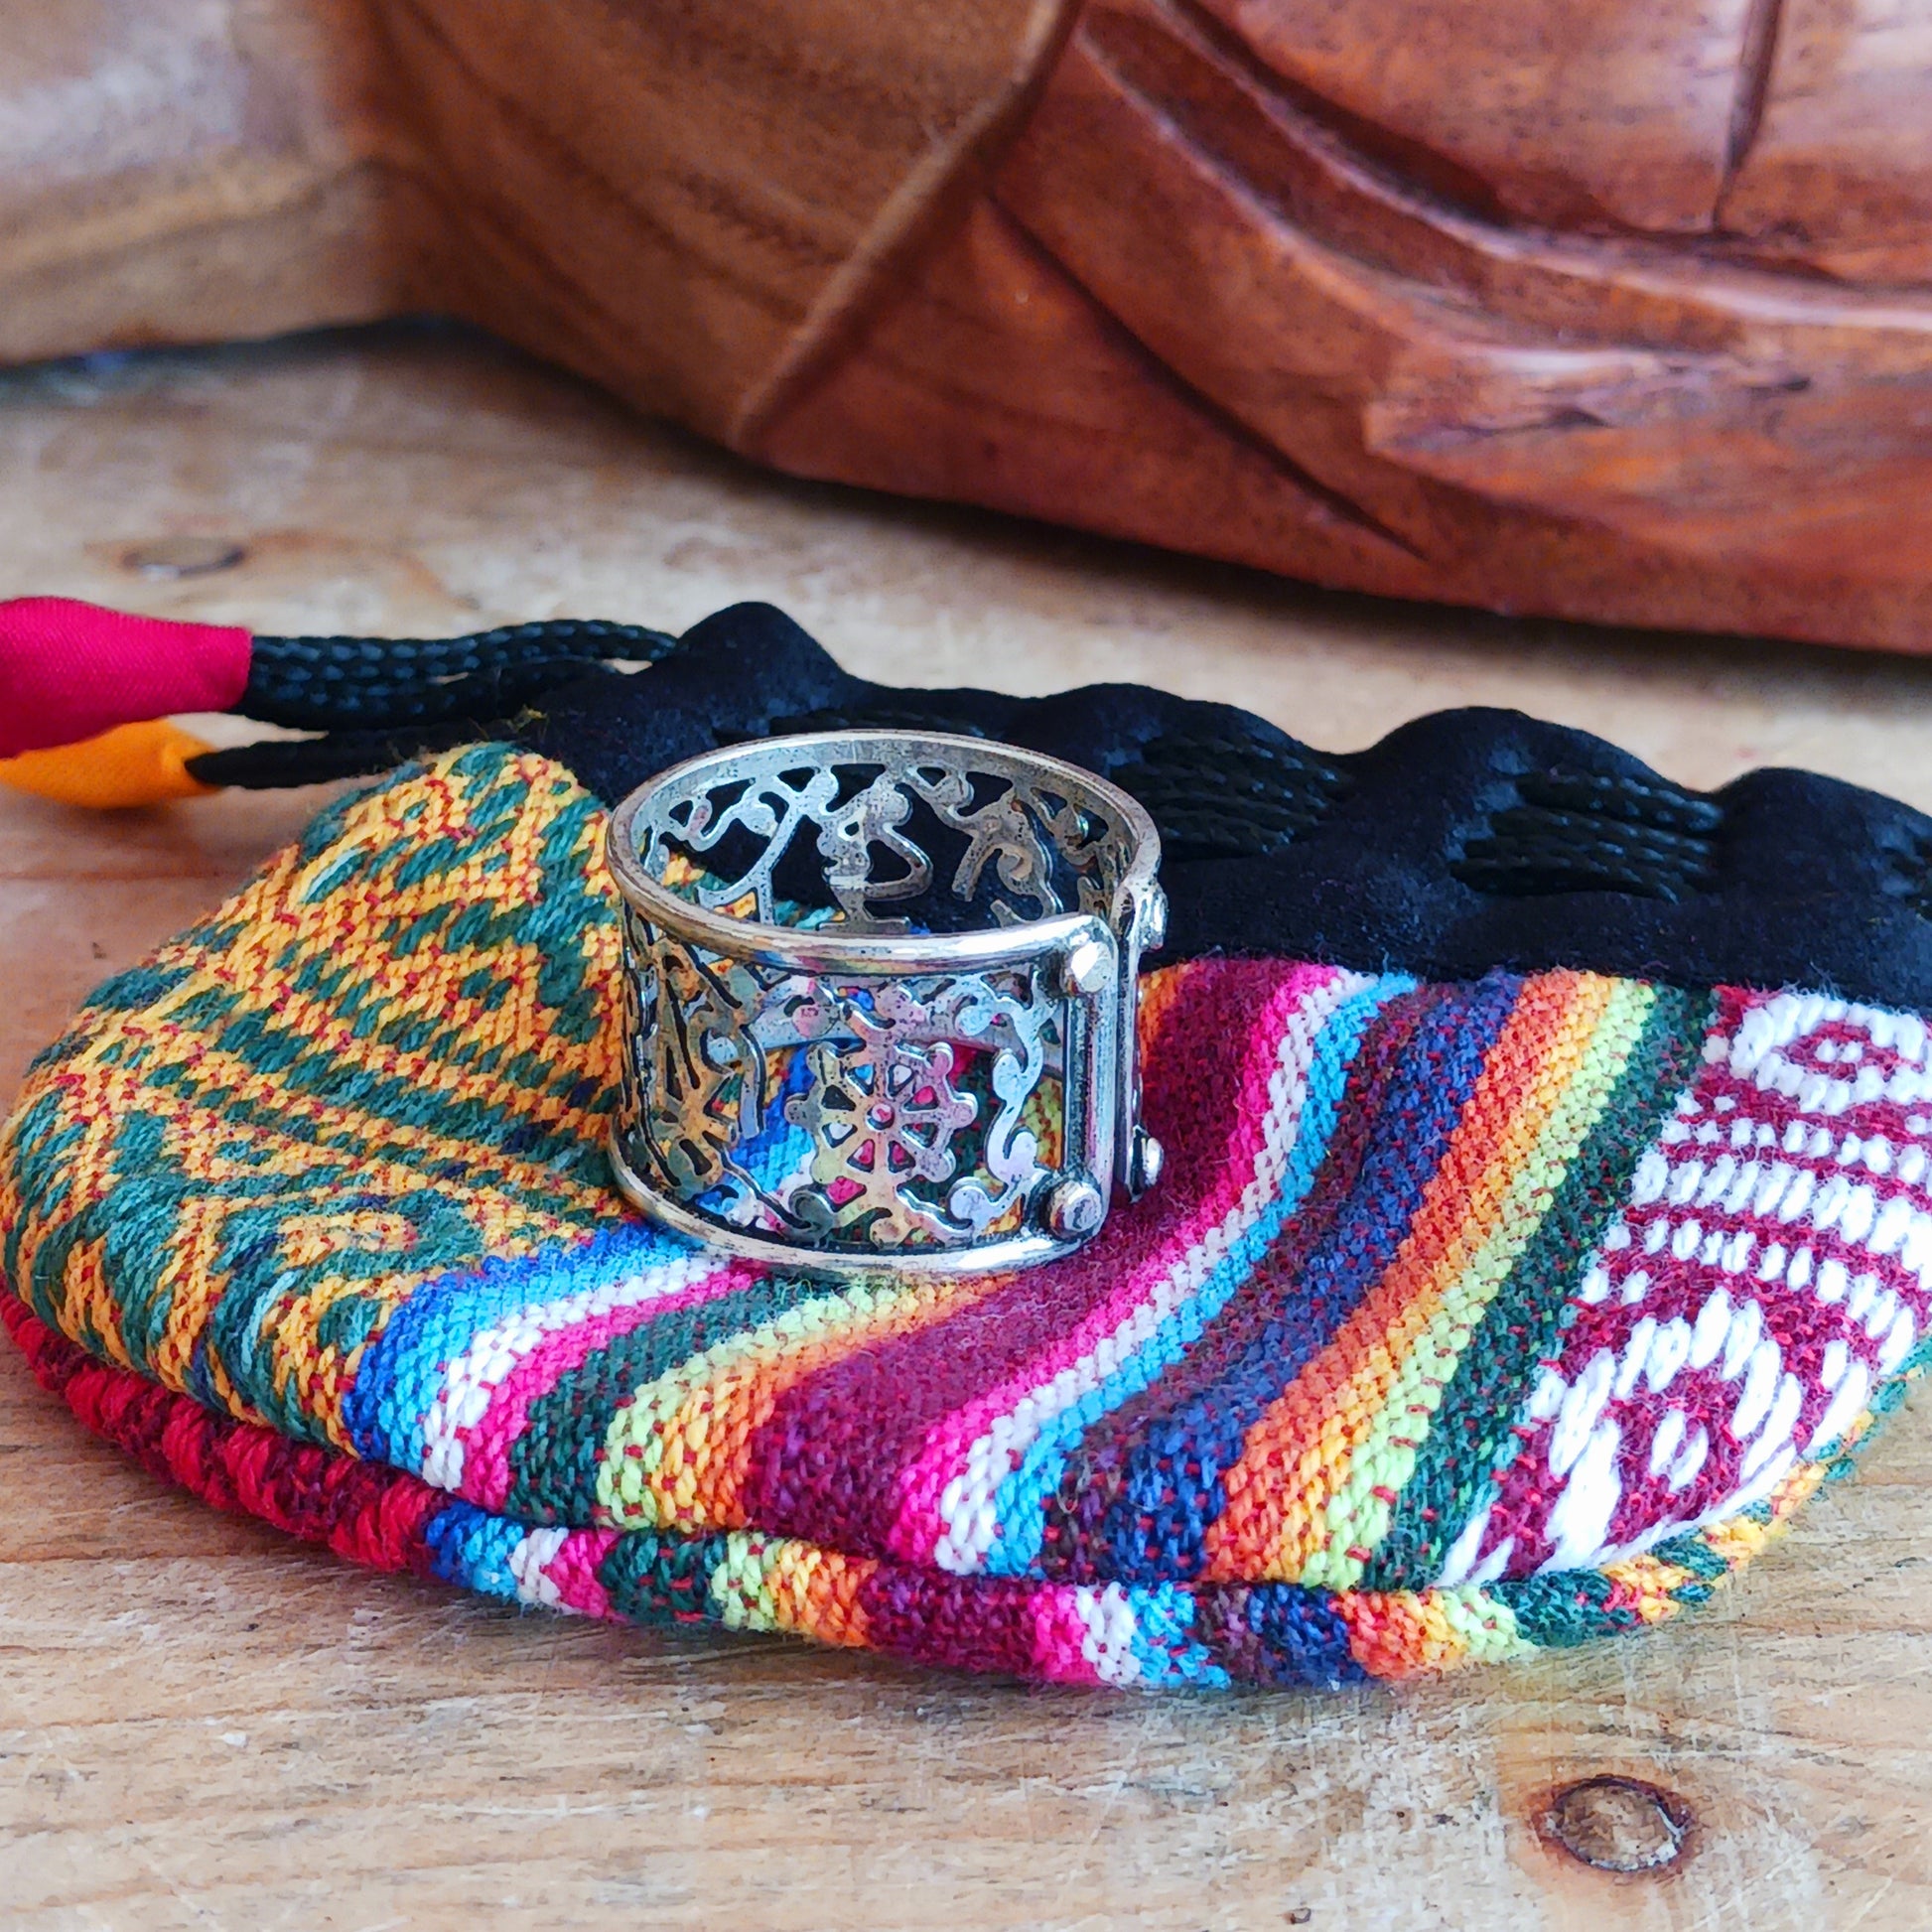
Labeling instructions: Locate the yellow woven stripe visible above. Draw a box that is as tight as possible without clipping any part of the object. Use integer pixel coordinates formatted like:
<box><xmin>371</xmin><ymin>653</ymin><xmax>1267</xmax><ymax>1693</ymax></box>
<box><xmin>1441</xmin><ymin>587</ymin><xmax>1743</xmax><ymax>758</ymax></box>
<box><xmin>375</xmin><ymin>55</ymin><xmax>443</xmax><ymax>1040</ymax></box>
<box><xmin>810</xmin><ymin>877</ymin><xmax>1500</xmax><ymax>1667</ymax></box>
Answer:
<box><xmin>1701</xmin><ymin>1459</ymin><xmax>1825</xmax><ymax>1565</ymax></box>
<box><xmin>0</xmin><ymin>747</ymin><xmax>629</xmax><ymax>1448</ymax></box>
<box><xmin>82</xmin><ymin>1019</ymin><xmax>621</xmax><ymax>1215</ymax></box>
<box><xmin>1300</xmin><ymin>976</ymin><xmax>1656</xmax><ymax>1590</ymax></box>
<box><xmin>1596</xmin><ymin>1461</ymin><xmax>1828</xmax><ymax>1632</ymax></box>
<box><xmin>708</xmin><ymin>1532</ymin><xmax>878</xmax><ymax>1647</ymax></box>
<box><xmin>1598</xmin><ymin>1553</ymin><xmax>1703</xmax><ymax>1625</ymax></box>
<box><xmin>1</xmin><ymin>1078</ymin><xmax>135</xmax><ymax>1363</ymax></box>
<box><xmin>1337</xmin><ymin>1583</ymin><xmax>1537</xmax><ymax>1678</ymax></box>
<box><xmin>204</xmin><ymin>913</ymin><xmax>620</xmax><ymax>1142</ymax></box>
<box><xmin>1435</xmin><ymin>1585</ymin><xmax>1533</xmax><ymax>1664</ymax></box>
<box><xmin>18</xmin><ymin>1038</ymin><xmax>617</xmax><ymax>1440</ymax></box>
<box><xmin>15</xmin><ymin>753</ymin><xmax>621</xmax><ymax>1221</ymax></box>
<box><xmin>39</xmin><ymin>1003</ymin><xmax>614</xmax><ymax>1221</ymax></box>
<box><xmin>151</xmin><ymin>1193</ymin><xmax>238</xmax><ymax>1402</ymax></box>
<box><xmin>61</xmin><ymin>1235</ymin><xmax>133</xmax><ymax>1372</ymax></box>
<box><xmin>188</xmin><ymin>755</ymin><xmax>619</xmax><ymax>1144</ymax></box>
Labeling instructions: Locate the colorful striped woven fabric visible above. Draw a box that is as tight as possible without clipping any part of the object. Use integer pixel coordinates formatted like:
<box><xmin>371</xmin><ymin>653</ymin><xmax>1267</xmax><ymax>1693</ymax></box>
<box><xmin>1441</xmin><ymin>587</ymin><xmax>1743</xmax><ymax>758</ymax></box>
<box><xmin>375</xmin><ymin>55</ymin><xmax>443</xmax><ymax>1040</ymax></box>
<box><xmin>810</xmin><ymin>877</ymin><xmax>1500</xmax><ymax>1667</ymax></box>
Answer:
<box><xmin>5</xmin><ymin>742</ymin><xmax>1929</xmax><ymax>1687</ymax></box>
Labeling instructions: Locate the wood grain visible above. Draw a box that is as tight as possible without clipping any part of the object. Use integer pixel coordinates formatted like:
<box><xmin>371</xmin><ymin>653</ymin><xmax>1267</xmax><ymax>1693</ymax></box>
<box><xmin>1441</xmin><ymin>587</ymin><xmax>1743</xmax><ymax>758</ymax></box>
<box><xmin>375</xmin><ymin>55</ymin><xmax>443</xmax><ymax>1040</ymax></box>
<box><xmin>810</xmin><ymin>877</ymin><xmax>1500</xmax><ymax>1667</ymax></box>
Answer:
<box><xmin>1185</xmin><ymin>0</ymin><xmax>1766</xmax><ymax>233</ymax></box>
<box><xmin>758</xmin><ymin>196</ymin><xmax>1446</xmax><ymax>596</ymax></box>
<box><xmin>4</xmin><ymin>322</ymin><xmax>1932</xmax><ymax>1932</ymax></box>
<box><xmin>1719</xmin><ymin>0</ymin><xmax>1932</xmax><ymax>282</ymax></box>
<box><xmin>0</xmin><ymin>0</ymin><xmax>1073</xmax><ymax>441</ymax></box>
<box><xmin>5</xmin><ymin>0</ymin><xmax>1932</xmax><ymax>649</ymax></box>
<box><xmin>761</xmin><ymin>0</ymin><xmax>1932</xmax><ymax>649</ymax></box>
<box><xmin>0</xmin><ymin>0</ymin><xmax>424</xmax><ymax>363</ymax></box>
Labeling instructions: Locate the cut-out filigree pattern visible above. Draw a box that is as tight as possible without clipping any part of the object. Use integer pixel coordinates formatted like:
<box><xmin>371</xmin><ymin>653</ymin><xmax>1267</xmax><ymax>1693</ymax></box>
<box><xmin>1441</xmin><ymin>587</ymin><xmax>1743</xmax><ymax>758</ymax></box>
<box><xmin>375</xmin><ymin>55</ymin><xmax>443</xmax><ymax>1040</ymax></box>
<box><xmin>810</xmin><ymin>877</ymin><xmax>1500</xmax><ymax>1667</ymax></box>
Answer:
<box><xmin>785</xmin><ymin>1024</ymin><xmax>979</xmax><ymax>1246</ymax></box>
<box><xmin>637</xmin><ymin>742</ymin><xmax>1132</xmax><ymax>931</ymax></box>
<box><xmin>618</xmin><ymin>914</ymin><xmax>1059</xmax><ymax>1249</ymax></box>
<box><xmin>619</xmin><ymin>906</ymin><xmax>770</xmax><ymax>1200</ymax></box>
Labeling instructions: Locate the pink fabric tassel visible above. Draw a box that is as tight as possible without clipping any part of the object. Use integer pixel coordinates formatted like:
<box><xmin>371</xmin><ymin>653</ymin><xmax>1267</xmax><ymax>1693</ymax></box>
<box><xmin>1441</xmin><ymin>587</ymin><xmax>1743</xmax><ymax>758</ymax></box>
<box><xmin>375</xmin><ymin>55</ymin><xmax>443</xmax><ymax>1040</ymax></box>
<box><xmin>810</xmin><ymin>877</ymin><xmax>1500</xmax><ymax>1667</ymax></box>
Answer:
<box><xmin>0</xmin><ymin>597</ymin><xmax>251</xmax><ymax>757</ymax></box>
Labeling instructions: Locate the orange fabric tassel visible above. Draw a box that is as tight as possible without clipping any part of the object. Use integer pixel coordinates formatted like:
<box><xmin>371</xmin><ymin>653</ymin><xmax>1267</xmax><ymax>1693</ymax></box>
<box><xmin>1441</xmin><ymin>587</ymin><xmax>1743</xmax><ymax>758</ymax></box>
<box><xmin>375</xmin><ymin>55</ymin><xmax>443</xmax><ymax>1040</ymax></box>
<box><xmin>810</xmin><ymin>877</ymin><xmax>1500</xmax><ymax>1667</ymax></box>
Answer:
<box><xmin>0</xmin><ymin>719</ymin><xmax>218</xmax><ymax>808</ymax></box>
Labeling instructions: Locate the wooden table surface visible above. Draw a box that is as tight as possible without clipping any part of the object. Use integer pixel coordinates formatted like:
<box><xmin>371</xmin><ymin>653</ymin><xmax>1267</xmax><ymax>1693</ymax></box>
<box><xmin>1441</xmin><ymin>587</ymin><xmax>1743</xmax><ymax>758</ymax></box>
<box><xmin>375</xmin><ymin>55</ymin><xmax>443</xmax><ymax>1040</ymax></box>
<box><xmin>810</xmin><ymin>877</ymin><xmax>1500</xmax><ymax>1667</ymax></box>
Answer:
<box><xmin>4</xmin><ymin>328</ymin><xmax>1931</xmax><ymax>1932</ymax></box>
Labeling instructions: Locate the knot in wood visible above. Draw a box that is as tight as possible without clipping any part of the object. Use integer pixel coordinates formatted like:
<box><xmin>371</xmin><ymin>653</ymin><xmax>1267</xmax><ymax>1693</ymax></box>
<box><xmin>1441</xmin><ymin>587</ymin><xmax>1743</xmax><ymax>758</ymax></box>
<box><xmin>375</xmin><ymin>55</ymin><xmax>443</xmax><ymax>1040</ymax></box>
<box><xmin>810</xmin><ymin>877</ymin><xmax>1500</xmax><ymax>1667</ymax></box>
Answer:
<box><xmin>1541</xmin><ymin>1776</ymin><xmax>1690</xmax><ymax>1873</ymax></box>
<box><xmin>124</xmin><ymin>537</ymin><xmax>246</xmax><ymax>579</ymax></box>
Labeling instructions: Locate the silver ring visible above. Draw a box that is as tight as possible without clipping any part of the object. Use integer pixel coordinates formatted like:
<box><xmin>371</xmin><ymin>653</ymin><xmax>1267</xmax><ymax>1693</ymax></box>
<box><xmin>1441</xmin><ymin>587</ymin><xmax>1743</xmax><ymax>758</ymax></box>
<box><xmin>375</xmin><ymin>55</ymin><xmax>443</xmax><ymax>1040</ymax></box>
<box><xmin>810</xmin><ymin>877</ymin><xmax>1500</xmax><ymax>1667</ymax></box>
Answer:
<box><xmin>604</xmin><ymin>731</ymin><xmax>1165</xmax><ymax>1275</ymax></box>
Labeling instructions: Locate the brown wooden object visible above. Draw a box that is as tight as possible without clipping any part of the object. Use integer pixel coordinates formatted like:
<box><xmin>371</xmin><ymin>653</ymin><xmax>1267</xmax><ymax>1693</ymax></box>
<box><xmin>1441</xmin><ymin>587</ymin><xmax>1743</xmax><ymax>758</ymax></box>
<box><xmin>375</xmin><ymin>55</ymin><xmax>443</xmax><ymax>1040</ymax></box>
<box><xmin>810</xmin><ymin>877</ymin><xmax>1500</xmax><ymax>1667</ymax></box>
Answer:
<box><xmin>5</xmin><ymin>0</ymin><xmax>1932</xmax><ymax>650</ymax></box>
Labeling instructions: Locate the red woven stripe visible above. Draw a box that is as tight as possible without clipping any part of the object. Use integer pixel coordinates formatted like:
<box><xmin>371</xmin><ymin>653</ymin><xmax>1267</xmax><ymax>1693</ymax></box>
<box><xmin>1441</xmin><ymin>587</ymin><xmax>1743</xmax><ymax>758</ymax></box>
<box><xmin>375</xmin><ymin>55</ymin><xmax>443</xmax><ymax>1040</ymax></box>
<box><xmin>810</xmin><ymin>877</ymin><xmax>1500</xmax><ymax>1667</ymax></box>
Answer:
<box><xmin>2</xmin><ymin>1295</ymin><xmax>442</xmax><ymax>1577</ymax></box>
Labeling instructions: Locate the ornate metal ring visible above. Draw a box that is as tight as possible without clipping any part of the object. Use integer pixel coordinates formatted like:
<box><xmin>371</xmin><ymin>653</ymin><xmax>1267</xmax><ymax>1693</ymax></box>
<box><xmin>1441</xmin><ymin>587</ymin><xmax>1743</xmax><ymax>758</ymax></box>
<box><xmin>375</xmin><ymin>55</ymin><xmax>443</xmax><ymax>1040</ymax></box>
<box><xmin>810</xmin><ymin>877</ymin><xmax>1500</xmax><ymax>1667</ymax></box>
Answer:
<box><xmin>604</xmin><ymin>731</ymin><xmax>1165</xmax><ymax>1275</ymax></box>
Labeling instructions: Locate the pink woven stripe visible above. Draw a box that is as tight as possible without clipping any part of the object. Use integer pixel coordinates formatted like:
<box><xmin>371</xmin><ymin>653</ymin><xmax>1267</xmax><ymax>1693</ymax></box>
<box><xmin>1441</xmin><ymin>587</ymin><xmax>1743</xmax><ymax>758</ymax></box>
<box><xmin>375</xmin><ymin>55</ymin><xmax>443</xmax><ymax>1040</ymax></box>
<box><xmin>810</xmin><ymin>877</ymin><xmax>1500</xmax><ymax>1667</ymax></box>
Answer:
<box><xmin>1030</xmin><ymin>1587</ymin><xmax>1106</xmax><ymax>1686</ymax></box>
<box><xmin>541</xmin><ymin>1529</ymin><xmax>623</xmax><ymax>1619</ymax></box>
<box><xmin>732</xmin><ymin>959</ymin><xmax>1300</xmax><ymax>1562</ymax></box>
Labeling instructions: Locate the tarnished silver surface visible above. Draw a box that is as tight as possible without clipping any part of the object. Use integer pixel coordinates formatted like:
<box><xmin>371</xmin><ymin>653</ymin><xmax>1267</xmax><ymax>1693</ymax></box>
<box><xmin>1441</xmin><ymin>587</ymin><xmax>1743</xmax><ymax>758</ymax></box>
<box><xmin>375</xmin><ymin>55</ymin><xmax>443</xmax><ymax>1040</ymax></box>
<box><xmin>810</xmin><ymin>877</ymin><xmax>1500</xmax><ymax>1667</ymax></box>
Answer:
<box><xmin>605</xmin><ymin>731</ymin><xmax>1163</xmax><ymax>1275</ymax></box>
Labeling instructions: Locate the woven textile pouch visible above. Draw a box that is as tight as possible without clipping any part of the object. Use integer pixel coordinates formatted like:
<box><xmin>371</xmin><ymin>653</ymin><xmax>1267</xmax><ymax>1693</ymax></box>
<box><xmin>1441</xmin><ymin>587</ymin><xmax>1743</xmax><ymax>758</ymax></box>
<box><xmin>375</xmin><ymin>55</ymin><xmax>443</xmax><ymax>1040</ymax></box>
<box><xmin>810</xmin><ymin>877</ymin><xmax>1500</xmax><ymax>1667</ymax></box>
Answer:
<box><xmin>6</xmin><ymin>603</ymin><xmax>1932</xmax><ymax>1690</ymax></box>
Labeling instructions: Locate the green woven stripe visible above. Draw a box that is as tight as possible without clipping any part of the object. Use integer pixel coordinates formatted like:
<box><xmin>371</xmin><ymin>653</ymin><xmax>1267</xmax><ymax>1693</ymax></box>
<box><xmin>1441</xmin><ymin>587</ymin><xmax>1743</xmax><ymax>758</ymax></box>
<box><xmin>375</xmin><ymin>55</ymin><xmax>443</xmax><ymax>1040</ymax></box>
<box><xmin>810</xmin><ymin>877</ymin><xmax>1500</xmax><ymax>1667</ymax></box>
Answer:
<box><xmin>1489</xmin><ymin>1568</ymin><xmax>1650</xmax><ymax>1647</ymax></box>
<box><xmin>595</xmin><ymin>1528</ymin><xmax>731</xmax><ymax>1627</ymax></box>
<box><xmin>1361</xmin><ymin>985</ymin><xmax>1712</xmax><ymax>1590</ymax></box>
<box><xmin>133</xmin><ymin>1061</ymin><xmax>612</xmax><ymax>1195</ymax></box>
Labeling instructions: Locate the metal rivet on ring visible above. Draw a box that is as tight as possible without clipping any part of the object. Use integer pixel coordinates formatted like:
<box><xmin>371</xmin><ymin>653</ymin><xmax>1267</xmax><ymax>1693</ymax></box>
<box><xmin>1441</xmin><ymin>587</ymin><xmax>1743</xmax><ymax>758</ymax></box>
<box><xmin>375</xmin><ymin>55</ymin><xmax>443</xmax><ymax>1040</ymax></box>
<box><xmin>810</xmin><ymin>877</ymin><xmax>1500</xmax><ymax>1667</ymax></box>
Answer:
<box><xmin>1140</xmin><ymin>882</ymin><xmax>1169</xmax><ymax>953</ymax></box>
<box><xmin>1060</xmin><ymin>938</ymin><xmax>1114</xmax><ymax>998</ymax></box>
<box><xmin>1129</xmin><ymin>1127</ymin><xmax>1165</xmax><ymax>1198</ymax></box>
<box><xmin>1043</xmin><ymin>1174</ymin><xmax>1105</xmax><ymax>1238</ymax></box>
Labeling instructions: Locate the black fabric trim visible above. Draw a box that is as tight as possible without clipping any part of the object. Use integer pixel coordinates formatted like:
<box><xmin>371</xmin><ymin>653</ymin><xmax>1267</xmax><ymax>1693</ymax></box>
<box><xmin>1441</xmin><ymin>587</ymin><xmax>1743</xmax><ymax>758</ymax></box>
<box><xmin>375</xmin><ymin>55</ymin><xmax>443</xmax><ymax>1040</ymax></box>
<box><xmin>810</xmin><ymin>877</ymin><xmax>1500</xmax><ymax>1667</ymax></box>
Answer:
<box><xmin>516</xmin><ymin>602</ymin><xmax>1932</xmax><ymax>1009</ymax></box>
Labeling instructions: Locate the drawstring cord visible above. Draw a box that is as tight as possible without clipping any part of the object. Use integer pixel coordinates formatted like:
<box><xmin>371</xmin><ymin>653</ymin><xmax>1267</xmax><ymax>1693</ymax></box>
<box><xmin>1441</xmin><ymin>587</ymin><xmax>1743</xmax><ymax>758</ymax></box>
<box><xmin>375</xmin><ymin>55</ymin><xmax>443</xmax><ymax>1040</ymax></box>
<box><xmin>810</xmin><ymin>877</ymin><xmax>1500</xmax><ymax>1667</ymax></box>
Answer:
<box><xmin>0</xmin><ymin>598</ymin><xmax>677</xmax><ymax>804</ymax></box>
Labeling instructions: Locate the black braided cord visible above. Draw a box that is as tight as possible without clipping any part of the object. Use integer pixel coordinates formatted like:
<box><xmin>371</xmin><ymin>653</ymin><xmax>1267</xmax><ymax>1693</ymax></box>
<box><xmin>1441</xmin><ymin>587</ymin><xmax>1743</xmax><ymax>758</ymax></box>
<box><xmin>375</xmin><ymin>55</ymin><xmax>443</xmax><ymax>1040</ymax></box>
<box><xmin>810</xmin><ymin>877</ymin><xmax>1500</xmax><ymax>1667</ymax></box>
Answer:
<box><xmin>1109</xmin><ymin>729</ymin><xmax>1352</xmax><ymax>863</ymax></box>
<box><xmin>238</xmin><ymin>620</ymin><xmax>678</xmax><ymax>730</ymax></box>
<box><xmin>753</xmin><ymin>699</ymin><xmax>1720</xmax><ymax>900</ymax></box>
<box><xmin>185</xmin><ymin>717</ymin><xmax>523</xmax><ymax>789</ymax></box>
<box><xmin>192</xmin><ymin>701</ymin><xmax>1729</xmax><ymax>904</ymax></box>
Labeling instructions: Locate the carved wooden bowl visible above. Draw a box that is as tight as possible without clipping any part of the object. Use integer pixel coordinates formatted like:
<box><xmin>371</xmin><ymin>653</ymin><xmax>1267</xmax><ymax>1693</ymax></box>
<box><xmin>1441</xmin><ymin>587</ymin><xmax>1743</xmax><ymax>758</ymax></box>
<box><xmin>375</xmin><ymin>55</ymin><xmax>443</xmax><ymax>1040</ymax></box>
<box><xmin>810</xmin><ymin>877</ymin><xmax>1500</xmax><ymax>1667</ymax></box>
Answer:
<box><xmin>9</xmin><ymin>1</ymin><xmax>1931</xmax><ymax>649</ymax></box>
